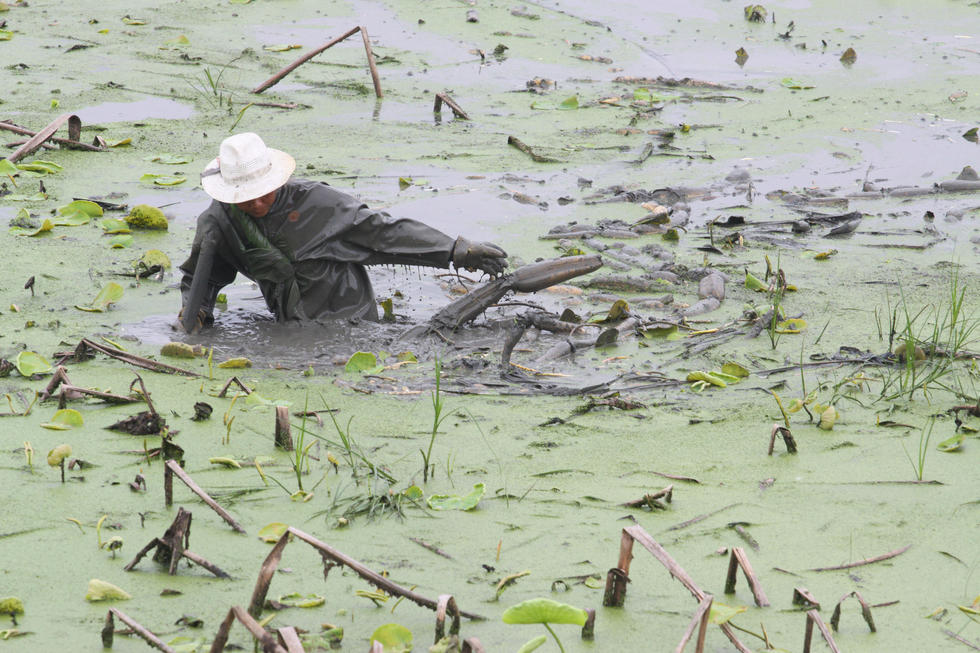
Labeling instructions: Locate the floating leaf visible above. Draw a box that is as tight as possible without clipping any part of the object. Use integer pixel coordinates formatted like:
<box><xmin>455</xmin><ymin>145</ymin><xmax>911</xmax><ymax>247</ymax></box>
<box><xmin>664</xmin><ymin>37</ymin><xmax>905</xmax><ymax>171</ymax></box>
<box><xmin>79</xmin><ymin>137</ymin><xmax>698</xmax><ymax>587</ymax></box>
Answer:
<box><xmin>744</xmin><ymin>270</ymin><xmax>767</xmax><ymax>291</ymax></box>
<box><xmin>370</xmin><ymin>623</ymin><xmax>412</xmax><ymax>653</ymax></box>
<box><xmin>209</xmin><ymin>457</ymin><xmax>241</xmax><ymax>469</ymax></box>
<box><xmin>840</xmin><ymin>47</ymin><xmax>857</xmax><ymax>64</ymax></box>
<box><xmin>46</xmin><ymin>444</ymin><xmax>72</xmax><ymax>466</ymax></box>
<box><xmin>41</xmin><ymin>409</ymin><xmax>84</xmax><ymax>431</ymax></box>
<box><xmin>0</xmin><ymin>598</ymin><xmax>24</xmax><ymax>617</ymax></box>
<box><xmin>0</xmin><ymin>30</ymin><xmax>12</xmax><ymax>41</ymax></box>
<box><xmin>101</xmin><ymin>218</ymin><xmax>131</xmax><ymax>234</ymax></box>
<box><xmin>642</xmin><ymin>323</ymin><xmax>678</xmax><ymax>339</ymax></box>
<box><xmin>708</xmin><ymin>601</ymin><xmax>747</xmax><ymax>625</ymax></box>
<box><xmin>3</xmin><ymin>191</ymin><xmax>47</xmax><ymax>201</ymax></box>
<box><xmin>108</xmin><ymin>234</ymin><xmax>134</xmax><ymax>248</ymax></box>
<box><xmin>165</xmin><ymin>35</ymin><xmax>189</xmax><ymax>45</ymax></box>
<box><xmin>776</xmin><ymin>318</ymin><xmax>807</xmax><ymax>332</ymax></box>
<box><xmin>140</xmin><ymin>173</ymin><xmax>186</xmax><ymax>186</ymax></box>
<box><xmin>781</xmin><ymin>77</ymin><xmax>815</xmax><ymax>90</ymax></box>
<box><xmin>121</xmin><ymin>15</ymin><xmax>147</xmax><ymax>25</ymax></box>
<box><xmin>735</xmin><ymin>47</ymin><xmax>749</xmax><ymax>66</ymax></box>
<box><xmin>15</xmin><ymin>351</ymin><xmax>52</xmax><ymax>376</ymax></box>
<box><xmin>401</xmin><ymin>485</ymin><xmax>423</xmax><ymax>500</ymax></box>
<box><xmin>85</xmin><ymin>579</ymin><xmax>131</xmax><ymax>602</ymax></box>
<box><xmin>0</xmin><ymin>158</ymin><xmax>19</xmax><ymax>176</ymax></box>
<box><xmin>936</xmin><ymin>432</ymin><xmax>965</xmax><ymax>452</ymax></box>
<box><xmin>17</xmin><ymin>160</ymin><xmax>62</xmax><ymax>174</ymax></box>
<box><xmin>345</xmin><ymin>351</ymin><xmax>382</xmax><ymax>373</ymax></box>
<box><xmin>686</xmin><ymin>371</ymin><xmax>727</xmax><ymax>388</ymax></box>
<box><xmin>427</xmin><ymin>483</ymin><xmax>486</xmax><ymax>511</ymax></box>
<box><xmin>818</xmin><ymin>405</ymin><xmax>838</xmax><ymax>430</ymax></box>
<box><xmin>76</xmin><ymin>282</ymin><xmax>124</xmax><ymax>312</ymax></box>
<box><xmin>277</xmin><ymin>592</ymin><xmax>325</xmax><ymax>608</ymax></box>
<box><xmin>558</xmin><ymin>95</ymin><xmax>579</xmax><ymax>110</ymax></box>
<box><xmin>257</xmin><ymin>522</ymin><xmax>288</xmax><ymax>543</ymax></box>
<box><xmin>107</xmin><ymin>138</ymin><xmax>132</xmax><ymax>147</ymax></box>
<box><xmin>218</xmin><ymin>357</ymin><xmax>252</xmax><ymax>369</ymax></box>
<box><xmin>263</xmin><ymin>44</ymin><xmax>302</xmax><ymax>52</ymax></box>
<box><xmin>814</xmin><ymin>250</ymin><xmax>837</xmax><ymax>260</ymax></box>
<box><xmin>9</xmin><ymin>218</ymin><xmax>53</xmax><ymax>236</ymax></box>
<box><xmin>517</xmin><ymin>635</ymin><xmax>548</xmax><ymax>653</ymax></box>
<box><xmin>51</xmin><ymin>212</ymin><xmax>92</xmax><ymax>227</ymax></box>
<box><xmin>721</xmin><ymin>362</ymin><xmax>749</xmax><ymax>378</ymax></box>
<box><xmin>396</xmin><ymin>351</ymin><xmax>417</xmax><ymax>363</ymax></box>
<box><xmin>143</xmin><ymin>153</ymin><xmax>192</xmax><ymax>165</ymax></box>
<box><xmin>963</xmin><ymin>128</ymin><xmax>979</xmax><ymax>144</ymax></box>
<box><xmin>502</xmin><ymin>598</ymin><xmax>588</xmax><ymax>626</ymax></box>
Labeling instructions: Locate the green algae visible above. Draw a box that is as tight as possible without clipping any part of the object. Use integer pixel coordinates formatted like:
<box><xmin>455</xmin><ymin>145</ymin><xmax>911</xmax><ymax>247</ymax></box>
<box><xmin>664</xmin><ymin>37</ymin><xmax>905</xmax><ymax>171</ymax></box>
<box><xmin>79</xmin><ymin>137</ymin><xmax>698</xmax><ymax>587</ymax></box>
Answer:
<box><xmin>0</xmin><ymin>1</ymin><xmax>978</xmax><ymax>652</ymax></box>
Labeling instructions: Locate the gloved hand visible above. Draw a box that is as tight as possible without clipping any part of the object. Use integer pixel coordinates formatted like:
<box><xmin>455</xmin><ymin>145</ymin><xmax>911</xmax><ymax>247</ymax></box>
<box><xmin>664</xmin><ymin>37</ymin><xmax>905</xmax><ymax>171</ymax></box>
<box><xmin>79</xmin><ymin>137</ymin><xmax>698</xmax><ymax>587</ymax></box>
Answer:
<box><xmin>177</xmin><ymin>307</ymin><xmax>210</xmax><ymax>333</ymax></box>
<box><xmin>452</xmin><ymin>236</ymin><xmax>508</xmax><ymax>277</ymax></box>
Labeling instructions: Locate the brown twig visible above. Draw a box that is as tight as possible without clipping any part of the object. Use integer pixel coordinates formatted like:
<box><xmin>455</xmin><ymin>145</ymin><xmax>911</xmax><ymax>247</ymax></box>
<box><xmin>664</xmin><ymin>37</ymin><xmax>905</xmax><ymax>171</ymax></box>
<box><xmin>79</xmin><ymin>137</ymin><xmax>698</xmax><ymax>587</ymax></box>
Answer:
<box><xmin>623</xmin><ymin>485</ymin><xmax>673</xmax><ymax>510</ymax></box>
<box><xmin>810</xmin><ymin>544</ymin><xmax>911</xmax><ymax>572</ymax></box>
<box><xmin>102</xmin><ymin>608</ymin><xmax>176</xmax><ymax>652</ymax></box>
<box><xmin>210</xmin><ymin>606</ymin><xmax>287</xmax><ymax>653</ymax></box>
<box><xmin>830</xmin><ymin>591</ymin><xmax>875</xmax><ymax>632</ymax></box>
<box><xmin>674</xmin><ymin>594</ymin><xmax>713</xmax><ymax>653</ymax></box>
<box><xmin>2</xmin><ymin>114</ymin><xmax>103</xmax><ymax>162</ymax></box>
<box><xmin>164</xmin><ymin>460</ymin><xmax>246</xmax><ymax>533</ymax></box>
<box><xmin>943</xmin><ymin>629</ymin><xmax>980</xmax><ymax>651</ymax></box>
<box><xmin>434</xmin><ymin>92</ymin><xmax>470</xmax><ymax>120</ymax></box>
<box><xmin>409</xmin><ymin>536</ymin><xmax>454</xmax><ymax>559</ymax></box>
<box><xmin>253</xmin><ymin>25</ymin><xmax>382</xmax><ymax>97</ymax></box>
<box><xmin>664</xmin><ymin>503</ymin><xmax>738</xmax><ymax>532</ymax></box>
<box><xmin>724</xmin><ymin>547</ymin><xmax>769</xmax><ymax>607</ymax></box>
<box><xmin>218</xmin><ymin>376</ymin><xmax>252</xmax><ymax>397</ymax></box>
<box><xmin>803</xmin><ymin>609</ymin><xmax>841</xmax><ymax>653</ymax></box>
<box><xmin>276</xmin><ymin>626</ymin><xmax>306</xmax><ymax>653</ymax></box>
<box><xmin>65</xmin><ymin>338</ymin><xmax>198</xmax><ymax>376</ymax></box>
<box><xmin>274</xmin><ymin>405</ymin><xmax>294</xmax><ymax>451</ymax></box>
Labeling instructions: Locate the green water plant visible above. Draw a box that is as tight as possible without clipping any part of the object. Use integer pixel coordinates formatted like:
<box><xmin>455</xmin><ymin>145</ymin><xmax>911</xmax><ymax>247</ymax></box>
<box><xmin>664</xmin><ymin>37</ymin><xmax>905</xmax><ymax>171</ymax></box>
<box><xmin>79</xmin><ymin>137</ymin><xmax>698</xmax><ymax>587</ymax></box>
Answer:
<box><xmin>502</xmin><ymin>598</ymin><xmax>589</xmax><ymax>653</ymax></box>
<box><xmin>902</xmin><ymin>419</ymin><xmax>935</xmax><ymax>481</ymax></box>
<box><xmin>369</xmin><ymin>623</ymin><xmax>412</xmax><ymax>652</ymax></box>
<box><xmin>421</xmin><ymin>357</ymin><xmax>451</xmax><ymax>483</ymax></box>
<box><xmin>46</xmin><ymin>444</ymin><xmax>71</xmax><ymax>482</ymax></box>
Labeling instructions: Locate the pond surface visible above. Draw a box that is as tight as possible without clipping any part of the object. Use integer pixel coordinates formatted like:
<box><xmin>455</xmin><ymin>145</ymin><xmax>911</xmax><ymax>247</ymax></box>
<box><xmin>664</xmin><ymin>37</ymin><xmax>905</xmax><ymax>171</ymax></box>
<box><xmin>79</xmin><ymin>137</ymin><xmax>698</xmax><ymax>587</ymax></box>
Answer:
<box><xmin>1</xmin><ymin>1</ymin><xmax>978</xmax><ymax>652</ymax></box>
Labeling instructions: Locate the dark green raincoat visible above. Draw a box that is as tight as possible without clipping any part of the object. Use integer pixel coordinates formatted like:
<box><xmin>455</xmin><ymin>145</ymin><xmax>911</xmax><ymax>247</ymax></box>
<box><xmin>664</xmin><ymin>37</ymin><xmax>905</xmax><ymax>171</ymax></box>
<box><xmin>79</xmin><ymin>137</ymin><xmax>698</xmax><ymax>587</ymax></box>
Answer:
<box><xmin>179</xmin><ymin>179</ymin><xmax>456</xmax><ymax>322</ymax></box>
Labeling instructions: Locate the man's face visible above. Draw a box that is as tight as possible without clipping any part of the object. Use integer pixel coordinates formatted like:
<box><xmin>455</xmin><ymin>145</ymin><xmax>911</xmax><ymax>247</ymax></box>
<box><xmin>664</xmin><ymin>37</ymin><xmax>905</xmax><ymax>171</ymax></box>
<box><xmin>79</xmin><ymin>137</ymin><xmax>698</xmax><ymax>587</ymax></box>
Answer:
<box><xmin>235</xmin><ymin>188</ymin><xmax>278</xmax><ymax>218</ymax></box>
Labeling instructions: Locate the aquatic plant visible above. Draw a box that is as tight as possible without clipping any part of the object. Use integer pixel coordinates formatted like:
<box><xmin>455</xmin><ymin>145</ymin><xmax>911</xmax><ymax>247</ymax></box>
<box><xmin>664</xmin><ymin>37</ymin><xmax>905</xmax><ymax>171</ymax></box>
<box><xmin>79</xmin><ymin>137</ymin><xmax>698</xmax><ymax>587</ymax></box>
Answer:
<box><xmin>502</xmin><ymin>598</ymin><xmax>589</xmax><ymax>653</ymax></box>
<box><xmin>421</xmin><ymin>356</ymin><xmax>451</xmax><ymax>483</ymax></box>
<box><xmin>902</xmin><ymin>419</ymin><xmax>935</xmax><ymax>481</ymax></box>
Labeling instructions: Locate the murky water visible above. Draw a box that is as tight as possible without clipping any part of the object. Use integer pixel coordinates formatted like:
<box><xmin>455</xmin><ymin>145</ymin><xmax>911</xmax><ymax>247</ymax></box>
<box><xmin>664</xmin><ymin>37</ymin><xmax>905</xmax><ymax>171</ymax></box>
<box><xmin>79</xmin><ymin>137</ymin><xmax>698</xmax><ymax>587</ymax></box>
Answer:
<box><xmin>2</xmin><ymin>1</ymin><xmax>979</xmax><ymax>652</ymax></box>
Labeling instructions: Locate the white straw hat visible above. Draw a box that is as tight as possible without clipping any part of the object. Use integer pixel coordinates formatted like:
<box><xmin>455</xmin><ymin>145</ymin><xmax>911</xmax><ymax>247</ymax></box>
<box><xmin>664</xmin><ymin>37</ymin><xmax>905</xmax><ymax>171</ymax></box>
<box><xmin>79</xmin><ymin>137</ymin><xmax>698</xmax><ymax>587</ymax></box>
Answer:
<box><xmin>200</xmin><ymin>132</ymin><xmax>295</xmax><ymax>203</ymax></box>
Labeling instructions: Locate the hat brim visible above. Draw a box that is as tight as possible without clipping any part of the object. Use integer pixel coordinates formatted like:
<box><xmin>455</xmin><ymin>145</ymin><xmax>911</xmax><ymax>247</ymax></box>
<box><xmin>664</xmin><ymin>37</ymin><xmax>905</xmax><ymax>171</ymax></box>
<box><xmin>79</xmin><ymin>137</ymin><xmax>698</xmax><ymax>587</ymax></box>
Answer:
<box><xmin>201</xmin><ymin>148</ymin><xmax>296</xmax><ymax>204</ymax></box>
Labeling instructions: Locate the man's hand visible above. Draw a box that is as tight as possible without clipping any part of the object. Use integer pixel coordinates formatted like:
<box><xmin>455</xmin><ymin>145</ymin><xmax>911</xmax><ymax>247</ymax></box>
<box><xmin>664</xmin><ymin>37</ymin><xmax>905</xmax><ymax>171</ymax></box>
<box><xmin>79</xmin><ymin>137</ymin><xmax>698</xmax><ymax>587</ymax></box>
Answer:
<box><xmin>452</xmin><ymin>236</ymin><xmax>508</xmax><ymax>277</ymax></box>
<box><xmin>177</xmin><ymin>307</ymin><xmax>209</xmax><ymax>333</ymax></box>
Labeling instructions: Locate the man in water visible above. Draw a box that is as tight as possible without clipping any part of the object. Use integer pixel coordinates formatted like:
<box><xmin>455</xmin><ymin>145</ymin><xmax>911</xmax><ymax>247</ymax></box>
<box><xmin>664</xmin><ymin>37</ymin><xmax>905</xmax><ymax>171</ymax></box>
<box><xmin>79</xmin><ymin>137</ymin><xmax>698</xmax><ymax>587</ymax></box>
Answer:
<box><xmin>178</xmin><ymin>132</ymin><xmax>507</xmax><ymax>331</ymax></box>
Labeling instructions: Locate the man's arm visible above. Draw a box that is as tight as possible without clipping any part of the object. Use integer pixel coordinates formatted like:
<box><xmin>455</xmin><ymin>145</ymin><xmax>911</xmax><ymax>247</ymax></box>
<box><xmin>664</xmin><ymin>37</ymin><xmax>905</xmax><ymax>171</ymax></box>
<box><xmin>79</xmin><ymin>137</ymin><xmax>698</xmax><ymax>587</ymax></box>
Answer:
<box><xmin>178</xmin><ymin>221</ymin><xmax>238</xmax><ymax>330</ymax></box>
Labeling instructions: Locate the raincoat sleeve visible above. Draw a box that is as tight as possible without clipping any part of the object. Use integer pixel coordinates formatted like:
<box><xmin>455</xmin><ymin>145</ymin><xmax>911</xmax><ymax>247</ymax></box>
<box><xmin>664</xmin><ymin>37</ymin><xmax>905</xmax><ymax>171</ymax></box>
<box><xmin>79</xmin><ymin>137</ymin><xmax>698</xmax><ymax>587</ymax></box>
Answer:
<box><xmin>332</xmin><ymin>192</ymin><xmax>456</xmax><ymax>268</ymax></box>
<box><xmin>178</xmin><ymin>213</ymin><xmax>239</xmax><ymax>324</ymax></box>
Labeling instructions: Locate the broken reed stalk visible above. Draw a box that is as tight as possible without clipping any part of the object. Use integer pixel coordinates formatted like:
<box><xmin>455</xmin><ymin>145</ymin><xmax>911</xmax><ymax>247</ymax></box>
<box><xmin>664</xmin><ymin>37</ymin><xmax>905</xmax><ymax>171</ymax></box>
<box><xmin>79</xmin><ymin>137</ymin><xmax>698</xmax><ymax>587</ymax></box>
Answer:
<box><xmin>210</xmin><ymin>606</ymin><xmax>288</xmax><ymax>653</ymax></box>
<box><xmin>218</xmin><ymin>376</ymin><xmax>252</xmax><ymax>397</ymax></box>
<box><xmin>768</xmin><ymin>423</ymin><xmax>797</xmax><ymax>455</ymax></box>
<box><xmin>435</xmin><ymin>594</ymin><xmax>461</xmax><ymax>644</ymax></box>
<box><xmin>803</xmin><ymin>609</ymin><xmax>841</xmax><ymax>653</ymax></box>
<box><xmin>810</xmin><ymin>544</ymin><xmax>911</xmax><ymax>572</ymax></box>
<box><xmin>792</xmin><ymin>587</ymin><xmax>821</xmax><ymax>610</ymax></box>
<box><xmin>64</xmin><ymin>338</ymin><xmax>198</xmax><ymax>377</ymax></box>
<box><xmin>433</xmin><ymin>92</ymin><xmax>470</xmax><ymax>119</ymax></box>
<box><xmin>102</xmin><ymin>607</ymin><xmax>176</xmax><ymax>652</ymax></box>
<box><xmin>830</xmin><ymin>591</ymin><xmax>876</xmax><ymax>632</ymax></box>
<box><xmin>253</xmin><ymin>25</ymin><xmax>382</xmax><ymax>97</ymax></box>
<box><xmin>462</xmin><ymin>639</ymin><xmax>485</xmax><ymax>653</ymax></box>
<box><xmin>164</xmin><ymin>460</ymin><xmax>246</xmax><ymax>533</ymax></box>
<box><xmin>674</xmin><ymin>594</ymin><xmax>713</xmax><ymax>653</ymax></box>
<box><xmin>276</xmin><ymin>626</ymin><xmax>305</xmax><ymax>653</ymax></box>
<box><xmin>41</xmin><ymin>366</ymin><xmax>141</xmax><ymax>406</ymax></box>
<box><xmin>724</xmin><ymin>547</ymin><xmax>770</xmax><ymax>607</ymax></box>
<box><xmin>622</xmin><ymin>484</ymin><xmax>673</xmax><ymax>510</ymax></box>
<box><xmin>274</xmin><ymin>405</ymin><xmax>294</xmax><ymax>450</ymax></box>
<box><xmin>409</xmin><ymin>536</ymin><xmax>453</xmax><ymax>559</ymax></box>
<box><xmin>535</xmin><ymin>317</ymin><xmax>640</xmax><ymax>364</ymax></box>
<box><xmin>603</xmin><ymin>525</ymin><xmax>752</xmax><ymax>653</ymax></box>
<box><xmin>247</xmin><ymin>527</ymin><xmax>486</xmax><ymax>621</ymax></box>
<box><xmin>4</xmin><ymin>113</ymin><xmax>103</xmax><ymax>162</ymax></box>
<box><xmin>124</xmin><ymin>508</ymin><xmax>230</xmax><ymax>578</ymax></box>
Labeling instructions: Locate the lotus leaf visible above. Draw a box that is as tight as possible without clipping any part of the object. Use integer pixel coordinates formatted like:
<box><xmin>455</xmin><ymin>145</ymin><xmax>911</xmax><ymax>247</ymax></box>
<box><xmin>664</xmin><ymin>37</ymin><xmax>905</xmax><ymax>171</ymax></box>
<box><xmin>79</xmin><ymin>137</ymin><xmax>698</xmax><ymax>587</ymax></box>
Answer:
<box><xmin>936</xmin><ymin>432</ymin><xmax>965</xmax><ymax>452</ymax></box>
<box><xmin>257</xmin><ymin>522</ymin><xmax>289</xmax><ymax>543</ymax></box>
<box><xmin>143</xmin><ymin>153</ymin><xmax>192</xmax><ymax>165</ymax></box>
<box><xmin>107</xmin><ymin>138</ymin><xmax>132</xmax><ymax>147</ymax></box>
<box><xmin>15</xmin><ymin>351</ymin><xmax>52</xmax><ymax>376</ymax></box>
<box><xmin>781</xmin><ymin>78</ymin><xmax>815</xmax><ymax>90</ymax></box>
<box><xmin>264</xmin><ymin>44</ymin><xmax>302</xmax><ymax>52</ymax></box>
<box><xmin>209</xmin><ymin>457</ymin><xmax>241</xmax><ymax>468</ymax></box>
<box><xmin>818</xmin><ymin>405</ymin><xmax>838</xmax><ymax>430</ymax></box>
<box><xmin>721</xmin><ymin>362</ymin><xmax>750</xmax><ymax>378</ymax></box>
<box><xmin>85</xmin><ymin>579</ymin><xmax>131</xmax><ymax>602</ymax></box>
<box><xmin>396</xmin><ymin>351</ymin><xmax>417</xmax><ymax>363</ymax></box>
<box><xmin>345</xmin><ymin>351</ymin><xmax>382</xmax><ymax>373</ymax></box>
<box><xmin>686</xmin><ymin>371</ymin><xmax>727</xmax><ymax>388</ymax></box>
<box><xmin>369</xmin><ymin>623</ymin><xmax>413</xmax><ymax>653</ymax></box>
<box><xmin>776</xmin><ymin>318</ymin><xmax>807</xmax><ymax>332</ymax></box>
<box><xmin>135</xmin><ymin>249</ymin><xmax>172</xmax><ymax>272</ymax></box>
<box><xmin>0</xmin><ymin>158</ymin><xmax>17</xmax><ymax>176</ymax></box>
<box><xmin>744</xmin><ymin>270</ymin><xmax>767</xmax><ymax>291</ymax></box>
<box><xmin>517</xmin><ymin>635</ymin><xmax>548</xmax><ymax>653</ymax></box>
<box><xmin>217</xmin><ymin>357</ymin><xmax>252</xmax><ymax>368</ymax></box>
<box><xmin>100</xmin><ymin>218</ymin><xmax>131</xmax><ymax>234</ymax></box>
<box><xmin>427</xmin><ymin>483</ymin><xmax>486</xmax><ymax>511</ymax></box>
<box><xmin>17</xmin><ymin>160</ymin><xmax>62</xmax><ymax>174</ymax></box>
<box><xmin>708</xmin><ymin>601</ymin><xmax>747</xmax><ymax>625</ymax></box>
<box><xmin>41</xmin><ymin>409</ymin><xmax>83</xmax><ymax>430</ymax></box>
<box><xmin>76</xmin><ymin>282</ymin><xmax>123</xmax><ymax>312</ymax></box>
<box><xmin>140</xmin><ymin>173</ymin><xmax>186</xmax><ymax>186</ymax></box>
<box><xmin>502</xmin><ymin>598</ymin><xmax>588</xmax><ymax>626</ymax></box>
<box><xmin>276</xmin><ymin>592</ymin><xmax>325</xmax><ymax>608</ymax></box>
<box><xmin>558</xmin><ymin>95</ymin><xmax>579</xmax><ymax>110</ymax></box>
<box><xmin>9</xmin><ymin>218</ymin><xmax>53</xmax><ymax>236</ymax></box>
<box><xmin>50</xmin><ymin>212</ymin><xmax>91</xmax><ymax>227</ymax></box>
<box><xmin>401</xmin><ymin>485</ymin><xmax>423</xmax><ymax>500</ymax></box>
<box><xmin>161</xmin><ymin>342</ymin><xmax>197</xmax><ymax>358</ymax></box>
<box><xmin>108</xmin><ymin>234</ymin><xmax>134</xmax><ymax>248</ymax></box>
<box><xmin>0</xmin><ymin>30</ymin><xmax>12</xmax><ymax>41</ymax></box>
<box><xmin>46</xmin><ymin>444</ymin><xmax>72</xmax><ymax>466</ymax></box>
